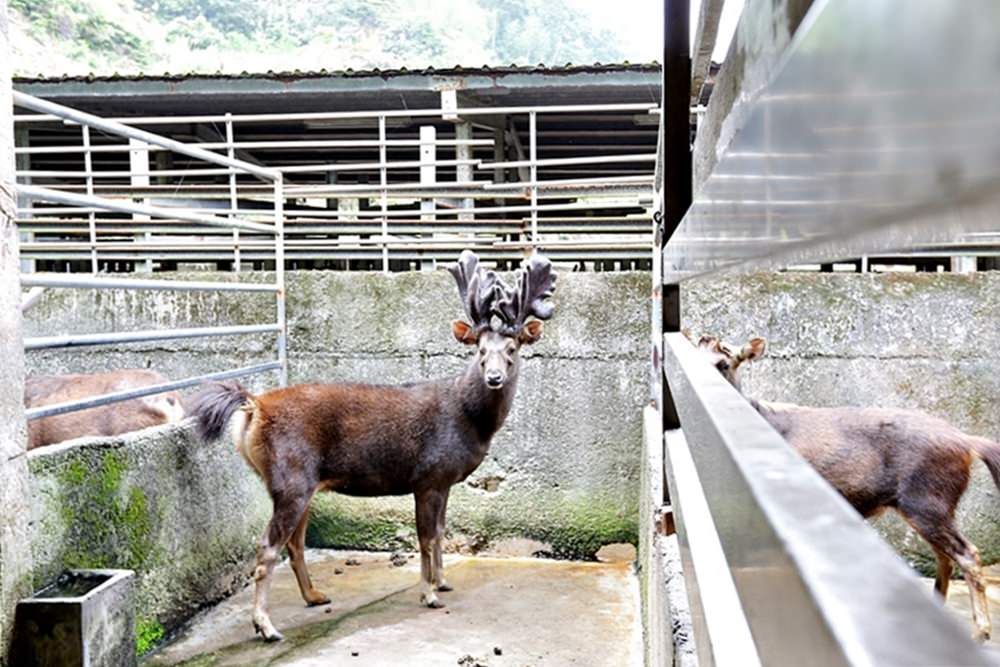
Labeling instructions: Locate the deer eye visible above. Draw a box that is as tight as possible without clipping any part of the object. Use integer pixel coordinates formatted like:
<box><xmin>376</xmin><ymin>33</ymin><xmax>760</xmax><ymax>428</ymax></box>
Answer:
<box><xmin>716</xmin><ymin>361</ymin><xmax>730</xmax><ymax>372</ymax></box>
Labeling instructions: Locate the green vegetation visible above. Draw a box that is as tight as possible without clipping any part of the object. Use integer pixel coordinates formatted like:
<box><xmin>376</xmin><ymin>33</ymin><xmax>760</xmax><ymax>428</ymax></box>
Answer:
<box><xmin>136</xmin><ymin>617</ymin><xmax>166</xmax><ymax>656</ymax></box>
<box><xmin>10</xmin><ymin>0</ymin><xmax>630</xmax><ymax>77</ymax></box>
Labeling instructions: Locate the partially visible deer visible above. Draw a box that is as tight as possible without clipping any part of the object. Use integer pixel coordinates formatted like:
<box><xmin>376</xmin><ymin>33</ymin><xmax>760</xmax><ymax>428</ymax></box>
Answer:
<box><xmin>189</xmin><ymin>251</ymin><xmax>556</xmax><ymax>642</ymax></box>
<box><xmin>692</xmin><ymin>333</ymin><xmax>1000</xmax><ymax>641</ymax></box>
<box><xmin>25</xmin><ymin>369</ymin><xmax>185</xmax><ymax>450</ymax></box>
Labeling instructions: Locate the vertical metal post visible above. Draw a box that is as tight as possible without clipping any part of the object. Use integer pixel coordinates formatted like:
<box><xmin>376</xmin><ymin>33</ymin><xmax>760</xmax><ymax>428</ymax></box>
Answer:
<box><xmin>529</xmin><ymin>111</ymin><xmax>538</xmax><ymax>245</ymax></box>
<box><xmin>128</xmin><ymin>138</ymin><xmax>152</xmax><ymax>272</ymax></box>
<box><xmin>419</xmin><ymin>125</ymin><xmax>436</xmax><ymax>271</ymax></box>
<box><xmin>15</xmin><ymin>125</ymin><xmax>35</xmax><ymax>273</ymax></box>
<box><xmin>82</xmin><ymin>126</ymin><xmax>98</xmax><ymax>274</ymax></box>
<box><xmin>274</xmin><ymin>176</ymin><xmax>287</xmax><ymax>386</ymax></box>
<box><xmin>661</xmin><ymin>0</ymin><xmax>691</xmax><ymax>433</ymax></box>
<box><xmin>378</xmin><ymin>115</ymin><xmax>389</xmax><ymax>273</ymax></box>
<box><xmin>225</xmin><ymin>114</ymin><xmax>240</xmax><ymax>272</ymax></box>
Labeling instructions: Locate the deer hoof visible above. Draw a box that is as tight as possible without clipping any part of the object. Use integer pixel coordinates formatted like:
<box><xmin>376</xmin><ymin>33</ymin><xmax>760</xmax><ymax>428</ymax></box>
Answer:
<box><xmin>253</xmin><ymin>620</ymin><xmax>284</xmax><ymax>642</ymax></box>
<box><xmin>973</xmin><ymin>627</ymin><xmax>991</xmax><ymax>643</ymax></box>
<box><xmin>437</xmin><ymin>582</ymin><xmax>454</xmax><ymax>592</ymax></box>
<box><xmin>306</xmin><ymin>592</ymin><xmax>331</xmax><ymax>607</ymax></box>
<box><xmin>421</xmin><ymin>593</ymin><xmax>446</xmax><ymax>609</ymax></box>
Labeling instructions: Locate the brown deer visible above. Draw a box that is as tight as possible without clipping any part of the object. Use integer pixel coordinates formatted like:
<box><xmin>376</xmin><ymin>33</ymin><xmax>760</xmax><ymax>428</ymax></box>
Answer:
<box><xmin>691</xmin><ymin>333</ymin><xmax>1000</xmax><ymax>641</ymax></box>
<box><xmin>25</xmin><ymin>369</ymin><xmax>185</xmax><ymax>449</ymax></box>
<box><xmin>189</xmin><ymin>251</ymin><xmax>556</xmax><ymax>642</ymax></box>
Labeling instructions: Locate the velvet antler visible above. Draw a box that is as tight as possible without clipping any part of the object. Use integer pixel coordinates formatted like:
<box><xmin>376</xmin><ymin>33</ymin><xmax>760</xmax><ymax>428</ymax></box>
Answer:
<box><xmin>492</xmin><ymin>253</ymin><xmax>557</xmax><ymax>334</ymax></box>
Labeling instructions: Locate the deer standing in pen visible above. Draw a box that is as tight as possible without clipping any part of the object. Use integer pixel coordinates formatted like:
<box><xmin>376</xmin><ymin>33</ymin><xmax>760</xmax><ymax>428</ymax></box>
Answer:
<box><xmin>692</xmin><ymin>333</ymin><xmax>1000</xmax><ymax>641</ymax></box>
<box><xmin>190</xmin><ymin>251</ymin><xmax>556</xmax><ymax>642</ymax></box>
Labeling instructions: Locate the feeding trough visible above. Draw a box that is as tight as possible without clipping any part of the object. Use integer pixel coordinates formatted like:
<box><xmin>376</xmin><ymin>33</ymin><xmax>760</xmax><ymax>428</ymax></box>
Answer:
<box><xmin>11</xmin><ymin>569</ymin><xmax>136</xmax><ymax>667</ymax></box>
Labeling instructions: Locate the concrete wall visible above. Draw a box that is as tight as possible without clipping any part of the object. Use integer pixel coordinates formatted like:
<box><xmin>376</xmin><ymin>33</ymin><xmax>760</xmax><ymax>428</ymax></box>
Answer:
<box><xmin>22</xmin><ymin>271</ymin><xmax>649</xmax><ymax>563</ymax></box>
<box><xmin>0</xmin><ymin>3</ymin><xmax>34</xmax><ymax>664</ymax></box>
<box><xmin>684</xmin><ymin>271</ymin><xmax>1000</xmax><ymax>573</ymax></box>
<box><xmin>26</xmin><ymin>423</ymin><xmax>270</xmax><ymax>653</ymax></box>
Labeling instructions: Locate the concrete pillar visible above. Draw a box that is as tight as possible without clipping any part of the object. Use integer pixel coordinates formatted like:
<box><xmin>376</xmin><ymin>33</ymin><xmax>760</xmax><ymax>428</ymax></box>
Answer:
<box><xmin>14</xmin><ymin>126</ymin><xmax>31</xmax><ymax>273</ymax></box>
<box><xmin>419</xmin><ymin>125</ymin><xmax>436</xmax><ymax>271</ymax></box>
<box><xmin>951</xmin><ymin>256</ymin><xmax>976</xmax><ymax>273</ymax></box>
<box><xmin>0</xmin><ymin>3</ymin><xmax>35</xmax><ymax>662</ymax></box>
<box><xmin>129</xmin><ymin>139</ymin><xmax>152</xmax><ymax>272</ymax></box>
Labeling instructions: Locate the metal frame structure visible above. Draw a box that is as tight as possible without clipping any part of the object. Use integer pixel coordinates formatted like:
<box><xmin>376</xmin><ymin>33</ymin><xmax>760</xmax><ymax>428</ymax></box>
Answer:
<box><xmin>14</xmin><ymin>92</ymin><xmax>289</xmax><ymax>420</ymax></box>
<box><xmin>653</xmin><ymin>0</ymin><xmax>1000</xmax><ymax>665</ymax></box>
<box><xmin>12</xmin><ymin>100</ymin><xmax>658</xmax><ymax>271</ymax></box>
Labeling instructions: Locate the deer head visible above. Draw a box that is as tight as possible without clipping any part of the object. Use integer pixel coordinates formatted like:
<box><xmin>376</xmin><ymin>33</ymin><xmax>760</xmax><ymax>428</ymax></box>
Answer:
<box><xmin>449</xmin><ymin>250</ymin><xmax>557</xmax><ymax>390</ymax></box>
<box><xmin>689</xmin><ymin>332</ymin><xmax>767</xmax><ymax>391</ymax></box>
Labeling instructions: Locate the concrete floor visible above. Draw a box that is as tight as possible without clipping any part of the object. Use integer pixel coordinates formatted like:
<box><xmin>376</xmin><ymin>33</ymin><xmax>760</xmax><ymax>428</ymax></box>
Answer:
<box><xmin>145</xmin><ymin>550</ymin><xmax>642</xmax><ymax>667</ymax></box>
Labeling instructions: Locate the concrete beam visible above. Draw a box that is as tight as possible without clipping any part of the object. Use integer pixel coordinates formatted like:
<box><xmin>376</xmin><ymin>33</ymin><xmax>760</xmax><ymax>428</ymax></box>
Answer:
<box><xmin>690</xmin><ymin>0</ymin><xmax>724</xmax><ymax>104</ymax></box>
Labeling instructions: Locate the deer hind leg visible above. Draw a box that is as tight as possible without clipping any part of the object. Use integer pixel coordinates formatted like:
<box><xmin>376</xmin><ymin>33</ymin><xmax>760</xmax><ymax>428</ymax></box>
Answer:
<box><xmin>415</xmin><ymin>489</ymin><xmax>446</xmax><ymax>608</ymax></box>
<box><xmin>933</xmin><ymin>548</ymin><xmax>954</xmax><ymax>599</ymax></box>
<box><xmin>287</xmin><ymin>499</ymin><xmax>330</xmax><ymax>607</ymax></box>
<box><xmin>902</xmin><ymin>502</ymin><xmax>991</xmax><ymax>641</ymax></box>
<box><xmin>253</xmin><ymin>491</ymin><xmax>310</xmax><ymax>642</ymax></box>
<box><xmin>434</xmin><ymin>489</ymin><xmax>452</xmax><ymax>592</ymax></box>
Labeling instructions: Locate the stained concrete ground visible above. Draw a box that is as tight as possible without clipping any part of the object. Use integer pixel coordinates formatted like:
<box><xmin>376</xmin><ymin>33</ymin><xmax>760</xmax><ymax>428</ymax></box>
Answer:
<box><xmin>145</xmin><ymin>550</ymin><xmax>642</xmax><ymax>667</ymax></box>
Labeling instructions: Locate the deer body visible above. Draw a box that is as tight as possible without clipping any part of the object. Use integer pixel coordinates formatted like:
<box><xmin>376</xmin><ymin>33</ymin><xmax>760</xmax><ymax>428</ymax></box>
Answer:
<box><xmin>25</xmin><ymin>369</ymin><xmax>184</xmax><ymax>449</ymax></box>
<box><xmin>192</xmin><ymin>251</ymin><xmax>554</xmax><ymax>642</ymax></box>
<box><xmin>697</xmin><ymin>335</ymin><xmax>1000</xmax><ymax>641</ymax></box>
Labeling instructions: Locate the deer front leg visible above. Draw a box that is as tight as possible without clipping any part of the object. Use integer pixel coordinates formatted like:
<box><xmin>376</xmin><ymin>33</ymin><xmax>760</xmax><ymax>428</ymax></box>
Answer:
<box><xmin>287</xmin><ymin>500</ymin><xmax>330</xmax><ymax>607</ymax></box>
<box><xmin>253</xmin><ymin>493</ymin><xmax>309</xmax><ymax>641</ymax></box>
<box><xmin>415</xmin><ymin>489</ymin><xmax>445</xmax><ymax>608</ymax></box>
<box><xmin>434</xmin><ymin>488</ymin><xmax>452</xmax><ymax>592</ymax></box>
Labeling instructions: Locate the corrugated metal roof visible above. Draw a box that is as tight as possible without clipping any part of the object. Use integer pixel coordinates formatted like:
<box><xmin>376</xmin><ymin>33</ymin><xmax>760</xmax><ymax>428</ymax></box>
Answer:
<box><xmin>14</xmin><ymin>62</ymin><xmax>660</xmax><ymax>85</ymax></box>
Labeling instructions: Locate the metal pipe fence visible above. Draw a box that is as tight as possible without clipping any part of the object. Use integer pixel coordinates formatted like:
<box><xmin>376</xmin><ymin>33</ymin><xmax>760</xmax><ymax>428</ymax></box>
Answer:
<box><xmin>12</xmin><ymin>98</ymin><xmax>658</xmax><ymax>272</ymax></box>
<box><xmin>14</xmin><ymin>92</ymin><xmax>288</xmax><ymax>419</ymax></box>
<box><xmin>652</xmin><ymin>0</ymin><xmax>1000</xmax><ymax>665</ymax></box>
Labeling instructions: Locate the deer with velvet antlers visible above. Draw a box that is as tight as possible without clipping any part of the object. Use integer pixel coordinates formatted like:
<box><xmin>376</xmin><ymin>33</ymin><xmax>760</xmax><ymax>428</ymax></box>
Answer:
<box><xmin>693</xmin><ymin>333</ymin><xmax>1000</xmax><ymax>641</ymax></box>
<box><xmin>190</xmin><ymin>250</ymin><xmax>556</xmax><ymax>642</ymax></box>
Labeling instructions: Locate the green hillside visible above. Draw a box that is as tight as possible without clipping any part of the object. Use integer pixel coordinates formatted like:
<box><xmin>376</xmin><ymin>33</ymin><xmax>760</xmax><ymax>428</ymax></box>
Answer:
<box><xmin>9</xmin><ymin>0</ymin><xmax>632</xmax><ymax>77</ymax></box>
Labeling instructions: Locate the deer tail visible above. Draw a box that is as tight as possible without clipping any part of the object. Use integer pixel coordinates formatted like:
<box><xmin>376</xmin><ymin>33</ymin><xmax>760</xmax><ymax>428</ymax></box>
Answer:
<box><xmin>188</xmin><ymin>380</ymin><xmax>255</xmax><ymax>442</ymax></box>
<box><xmin>972</xmin><ymin>437</ymin><xmax>1000</xmax><ymax>492</ymax></box>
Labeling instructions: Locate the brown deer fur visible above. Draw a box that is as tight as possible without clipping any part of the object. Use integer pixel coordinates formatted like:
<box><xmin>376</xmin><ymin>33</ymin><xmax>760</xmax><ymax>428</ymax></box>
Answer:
<box><xmin>693</xmin><ymin>334</ymin><xmax>1000</xmax><ymax>641</ymax></box>
<box><xmin>25</xmin><ymin>369</ymin><xmax>184</xmax><ymax>450</ymax></box>
<box><xmin>189</xmin><ymin>251</ymin><xmax>555</xmax><ymax>642</ymax></box>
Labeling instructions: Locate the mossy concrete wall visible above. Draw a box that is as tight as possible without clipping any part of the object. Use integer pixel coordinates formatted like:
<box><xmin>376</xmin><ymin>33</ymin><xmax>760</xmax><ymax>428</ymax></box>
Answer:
<box><xmin>22</xmin><ymin>271</ymin><xmax>649</xmax><ymax>562</ymax></box>
<box><xmin>684</xmin><ymin>272</ymin><xmax>1000</xmax><ymax>574</ymax></box>
<box><xmin>26</xmin><ymin>423</ymin><xmax>270</xmax><ymax>652</ymax></box>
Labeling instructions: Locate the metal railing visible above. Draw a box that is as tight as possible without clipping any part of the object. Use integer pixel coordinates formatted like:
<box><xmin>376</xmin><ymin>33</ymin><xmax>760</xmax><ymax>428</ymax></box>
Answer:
<box><xmin>14</xmin><ymin>92</ymin><xmax>288</xmax><ymax>420</ymax></box>
<box><xmin>13</xmin><ymin>100</ymin><xmax>658</xmax><ymax>271</ymax></box>
<box><xmin>652</xmin><ymin>0</ymin><xmax>1000</xmax><ymax>665</ymax></box>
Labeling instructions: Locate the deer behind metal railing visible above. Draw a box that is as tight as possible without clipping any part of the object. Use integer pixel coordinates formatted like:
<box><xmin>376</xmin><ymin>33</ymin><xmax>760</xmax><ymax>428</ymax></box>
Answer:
<box><xmin>694</xmin><ymin>333</ymin><xmax>1000</xmax><ymax>642</ymax></box>
<box><xmin>190</xmin><ymin>250</ymin><xmax>556</xmax><ymax>641</ymax></box>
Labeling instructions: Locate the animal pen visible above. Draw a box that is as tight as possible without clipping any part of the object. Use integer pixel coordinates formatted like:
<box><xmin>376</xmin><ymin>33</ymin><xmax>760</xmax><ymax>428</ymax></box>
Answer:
<box><xmin>4</xmin><ymin>0</ymin><xmax>1000</xmax><ymax>665</ymax></box>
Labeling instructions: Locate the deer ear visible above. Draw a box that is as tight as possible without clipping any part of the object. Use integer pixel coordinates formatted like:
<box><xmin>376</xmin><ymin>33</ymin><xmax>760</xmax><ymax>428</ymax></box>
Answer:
<box><xmin>452</xmin><ymin>320</ymin><xmax>478</xmax><ymax>345</ymax></box>
<box><xmin>741</xmin><ymin>338</ymin><xmax>767</xmax><ymax>361</ymax></box>
<box><xmin>519</xmin><ymin>320</ymin><xmax>544</xmax><ymax>345</ymax></box>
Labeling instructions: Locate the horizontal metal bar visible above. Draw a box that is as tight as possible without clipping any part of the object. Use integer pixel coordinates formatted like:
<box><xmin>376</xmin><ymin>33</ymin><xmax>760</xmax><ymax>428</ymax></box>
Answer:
<box><xmin>482</xmin><ymin>175</ymin><xmax>654</xmax><ymax>189</ymax></box>
<box><xmin>21</xmin><ymin>273</ymin><xmax>278</xmax><ymax>292</ymax></box>
<box><xmin>662</xmin><ymin>332</ymin><xmax>988</xmax><ymax>665</ymax></box>
<box><xmin>26</xmin><ymin>361</ymin><xmax>280</xmax><ymax>421</ymax></box>
<box><xmin>17</xmin><ymin>185</ymin><xmax>276</xmax><ymax>233</ymax></box>
<box><xmin>665</xmin><ymin>0</ymin><xmax>1000</xmax><ymax>281</ymax></box>
<box><xmin>278</xmin><ymin>158</ymin><xmax>481</xmax><ymax>174</ymax></box>
<box><xmin>25</xmin><ymin>323</ymin><xmax>280</xmax><ymax>350</ymax></box>
<box><xmin>12</xmin><ymin>91</ymin><xmax>279</xmax><ymax>181</ymax></box>
<box><xmin>13</xmin><ymin>103</ymin><xmax>659</xmax><ymax>126</ymax></box>
<box><xmin>480</xmin><ymin>153</ymin><xmax>657</xmax><ymax>169</ymax></box>
<box><xmin>17</xmin><ymin>168</ymin><xmax>242</xmax><ymax>178</ymax></box>
<box><xmin>15</xmin><ymin>138</ymin><xmax>495</xmax><ymax>155</ymax></box>
<box><xmin>664</xmin><ymin>428</ymin><xmax>761</xmax><ymax>667</ymax></box>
